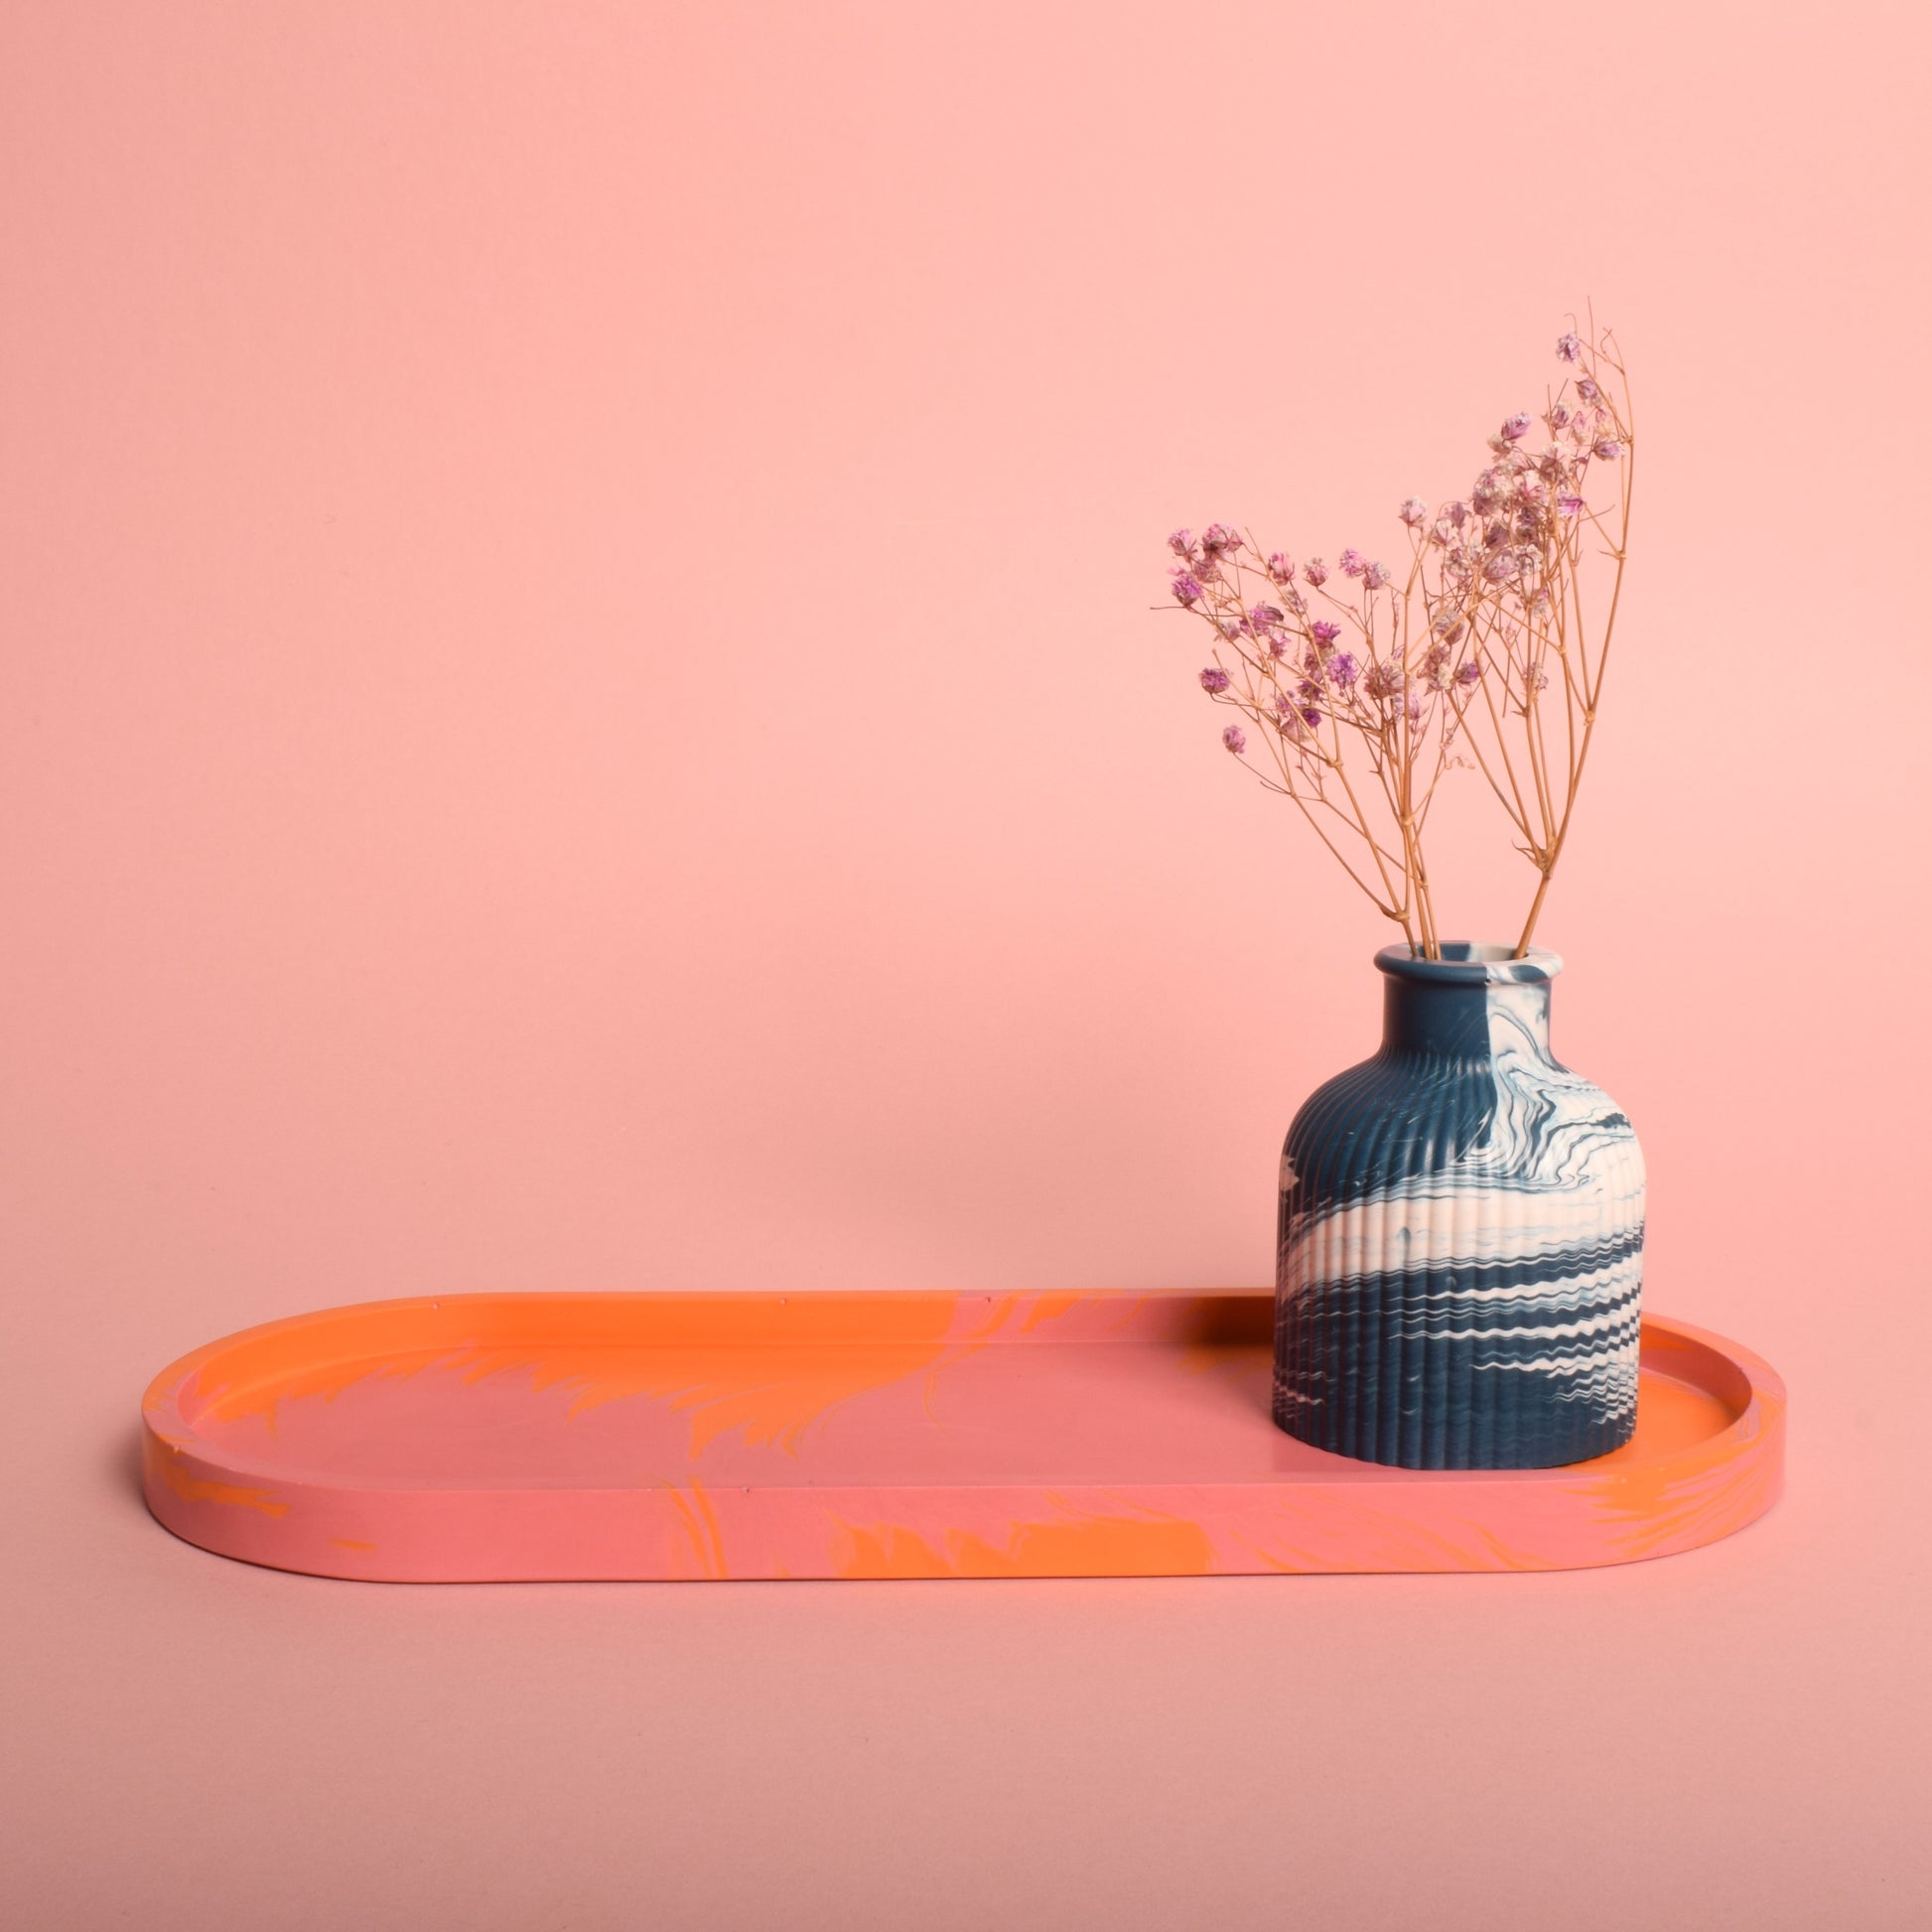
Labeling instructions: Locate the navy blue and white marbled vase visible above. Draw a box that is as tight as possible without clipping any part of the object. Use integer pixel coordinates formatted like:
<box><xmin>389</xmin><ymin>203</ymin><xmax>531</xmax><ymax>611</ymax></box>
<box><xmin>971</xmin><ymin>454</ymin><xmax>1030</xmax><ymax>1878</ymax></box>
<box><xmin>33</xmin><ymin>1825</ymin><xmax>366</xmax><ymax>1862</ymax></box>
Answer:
<box><xmin>1274</xmin><ymin>943</ymin><xmax>1645</xmax><ymax>1470</ymax></box>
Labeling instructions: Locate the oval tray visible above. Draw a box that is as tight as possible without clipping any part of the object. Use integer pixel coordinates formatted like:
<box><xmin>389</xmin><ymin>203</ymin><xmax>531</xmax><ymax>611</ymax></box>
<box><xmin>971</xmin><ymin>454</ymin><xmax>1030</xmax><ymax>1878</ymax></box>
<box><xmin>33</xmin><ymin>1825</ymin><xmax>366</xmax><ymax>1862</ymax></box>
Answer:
<box><xmin>141</xmin><ymin>1291</ymin><xmax>1784</xmax><ymax>1581</ymax></box>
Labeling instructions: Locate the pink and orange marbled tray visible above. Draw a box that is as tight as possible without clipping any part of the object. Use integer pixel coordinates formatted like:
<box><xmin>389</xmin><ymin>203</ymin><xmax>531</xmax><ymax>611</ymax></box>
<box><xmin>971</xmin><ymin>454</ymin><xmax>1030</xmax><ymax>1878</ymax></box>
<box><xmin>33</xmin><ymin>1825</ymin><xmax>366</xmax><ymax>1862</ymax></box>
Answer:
<box><xmin>141</xmin><ymin>1290</ymin><xmax>1783</xmax><ymax>1581</ymax></box>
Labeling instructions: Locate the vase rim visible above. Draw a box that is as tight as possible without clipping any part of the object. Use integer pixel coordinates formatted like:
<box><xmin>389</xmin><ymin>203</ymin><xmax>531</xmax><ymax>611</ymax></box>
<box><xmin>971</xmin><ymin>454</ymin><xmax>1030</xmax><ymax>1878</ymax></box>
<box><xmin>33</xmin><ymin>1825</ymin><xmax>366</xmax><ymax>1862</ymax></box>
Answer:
<box><xmin>1374</xmin><ymin>941</ymin><xmax>1564</xmax><ymax>985</ymax></box>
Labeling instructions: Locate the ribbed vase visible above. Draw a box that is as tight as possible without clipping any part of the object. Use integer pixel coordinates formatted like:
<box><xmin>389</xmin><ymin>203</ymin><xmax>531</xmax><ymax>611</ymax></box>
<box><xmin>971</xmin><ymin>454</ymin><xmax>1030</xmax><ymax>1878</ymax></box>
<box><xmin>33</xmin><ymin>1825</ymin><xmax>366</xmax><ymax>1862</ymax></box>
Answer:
<box><xmin>1274</xmin><ymin>943</ymin><xmax>1645</xmax><ymax>1470</ymax></box>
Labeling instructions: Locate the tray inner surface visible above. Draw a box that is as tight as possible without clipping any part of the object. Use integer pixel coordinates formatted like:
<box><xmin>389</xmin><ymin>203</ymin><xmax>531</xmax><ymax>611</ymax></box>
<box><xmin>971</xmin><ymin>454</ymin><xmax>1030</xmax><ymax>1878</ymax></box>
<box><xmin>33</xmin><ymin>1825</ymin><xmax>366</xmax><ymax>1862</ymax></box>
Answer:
<box><xmin>176</xmin><ymin>1294</ymin><xmax>1738</xmax><ymax>1489</ymax></box>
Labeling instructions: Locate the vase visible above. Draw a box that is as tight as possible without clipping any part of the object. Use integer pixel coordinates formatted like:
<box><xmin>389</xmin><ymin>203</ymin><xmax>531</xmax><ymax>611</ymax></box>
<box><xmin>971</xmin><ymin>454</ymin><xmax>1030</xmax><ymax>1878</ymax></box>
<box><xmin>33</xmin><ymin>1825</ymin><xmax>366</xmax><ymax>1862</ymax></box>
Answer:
<box><xmin>1274</xmin><ymin>943</ymin><xmax>1645</xmax><ymax>1469</ymax></box>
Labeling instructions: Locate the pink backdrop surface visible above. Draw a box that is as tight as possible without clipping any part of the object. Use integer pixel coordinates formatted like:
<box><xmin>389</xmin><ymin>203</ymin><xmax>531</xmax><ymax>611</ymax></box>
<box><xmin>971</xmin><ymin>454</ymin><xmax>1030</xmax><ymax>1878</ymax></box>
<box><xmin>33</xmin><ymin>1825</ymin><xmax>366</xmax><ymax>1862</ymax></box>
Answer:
<box><xmin>3</xmin><ymin>3</ymin><xmax>1928</xmax><ymax>1928</ymax></box>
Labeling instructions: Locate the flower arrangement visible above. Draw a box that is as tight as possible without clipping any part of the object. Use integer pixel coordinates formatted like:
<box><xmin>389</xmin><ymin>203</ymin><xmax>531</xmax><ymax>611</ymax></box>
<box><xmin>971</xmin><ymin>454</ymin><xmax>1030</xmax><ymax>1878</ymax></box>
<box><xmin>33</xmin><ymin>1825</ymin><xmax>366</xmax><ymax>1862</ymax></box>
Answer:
<box><xmin>1163</xmin><ymin>323</ymin><xmax>1633</xmax><ymax>960</ymax></box>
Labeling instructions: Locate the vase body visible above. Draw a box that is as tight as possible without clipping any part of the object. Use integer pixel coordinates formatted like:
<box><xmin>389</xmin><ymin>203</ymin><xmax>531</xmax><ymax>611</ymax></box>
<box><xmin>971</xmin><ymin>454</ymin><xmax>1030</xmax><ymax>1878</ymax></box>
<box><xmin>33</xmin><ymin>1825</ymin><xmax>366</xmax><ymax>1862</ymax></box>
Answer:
<box><xmin>1274</xmin><ymin>943</ymin><xmax>1645</xmax><ymax>1470</ymax></box>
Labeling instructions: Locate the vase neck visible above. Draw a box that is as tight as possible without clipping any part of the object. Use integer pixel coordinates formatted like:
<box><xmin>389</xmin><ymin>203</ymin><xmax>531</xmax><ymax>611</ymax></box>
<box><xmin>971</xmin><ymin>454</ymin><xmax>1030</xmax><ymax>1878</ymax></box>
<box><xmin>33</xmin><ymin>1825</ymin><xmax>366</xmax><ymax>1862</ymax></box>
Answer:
<box><xmin>1372</xmin><ymin>943</ymin><xmax>1562</xmax><ymax>1060</ymax></box>
<box><xmin>1380</xmin><ymin>975</ymin><xmax>1552</xmax><ymax>1059</ymax></box>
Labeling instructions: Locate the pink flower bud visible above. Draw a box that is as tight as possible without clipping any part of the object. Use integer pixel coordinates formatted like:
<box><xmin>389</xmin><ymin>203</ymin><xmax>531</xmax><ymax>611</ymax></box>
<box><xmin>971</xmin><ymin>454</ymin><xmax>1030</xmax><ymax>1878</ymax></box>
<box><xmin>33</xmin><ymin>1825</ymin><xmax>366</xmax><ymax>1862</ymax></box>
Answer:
<box><xmin>1199</xmin><ymin>667</ymin><xmax>1230</xmax><ymax>694</ymax></box>
<box><xmin>1222</xmin><ymin>725</ymin><xmax>1247</xmax><ymax>755</ymax></box>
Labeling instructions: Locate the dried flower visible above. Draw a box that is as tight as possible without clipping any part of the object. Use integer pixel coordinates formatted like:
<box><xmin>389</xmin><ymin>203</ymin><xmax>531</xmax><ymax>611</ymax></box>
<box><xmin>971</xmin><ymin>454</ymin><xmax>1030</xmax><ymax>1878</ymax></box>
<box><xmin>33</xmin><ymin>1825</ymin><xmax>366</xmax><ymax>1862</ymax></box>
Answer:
<box><xmin>1152</xmin><ymin>315</ymin><xmax>1632</xmax><ymax>961</ymax></box>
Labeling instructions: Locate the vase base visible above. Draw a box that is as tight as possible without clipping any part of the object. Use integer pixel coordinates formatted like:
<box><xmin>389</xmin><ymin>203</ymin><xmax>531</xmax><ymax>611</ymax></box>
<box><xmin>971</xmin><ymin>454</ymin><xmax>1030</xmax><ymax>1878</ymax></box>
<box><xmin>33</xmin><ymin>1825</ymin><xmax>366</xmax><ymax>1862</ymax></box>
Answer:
<box><xmin>1270</xmin><ymin>1396</ymin><xmax>1640</xmax><ymax>1471</ymax></box>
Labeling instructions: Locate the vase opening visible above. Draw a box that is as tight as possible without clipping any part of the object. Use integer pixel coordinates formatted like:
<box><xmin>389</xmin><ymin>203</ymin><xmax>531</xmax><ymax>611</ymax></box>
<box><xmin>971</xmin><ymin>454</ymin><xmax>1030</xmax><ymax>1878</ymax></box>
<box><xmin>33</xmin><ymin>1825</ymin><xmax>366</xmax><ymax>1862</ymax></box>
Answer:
<box><xmin>1375</xmin><ymin>941</ymin><xmax>1564</xmax><ymax>986</ymax></box>
<box><xmin>1431</xmin><ymin>941</ymin><xmax>1518</xmax><ymax>962</ymax></box>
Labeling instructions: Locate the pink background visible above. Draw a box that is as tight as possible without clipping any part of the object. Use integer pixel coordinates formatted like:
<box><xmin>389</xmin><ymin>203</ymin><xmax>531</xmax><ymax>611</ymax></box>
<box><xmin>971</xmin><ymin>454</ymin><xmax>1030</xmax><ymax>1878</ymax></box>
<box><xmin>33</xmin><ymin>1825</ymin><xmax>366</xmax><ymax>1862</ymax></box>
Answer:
<box><xmin>3</xmin><ymin>3</ymin><xmax>1928</xmax><ymax>1927</ymax></box>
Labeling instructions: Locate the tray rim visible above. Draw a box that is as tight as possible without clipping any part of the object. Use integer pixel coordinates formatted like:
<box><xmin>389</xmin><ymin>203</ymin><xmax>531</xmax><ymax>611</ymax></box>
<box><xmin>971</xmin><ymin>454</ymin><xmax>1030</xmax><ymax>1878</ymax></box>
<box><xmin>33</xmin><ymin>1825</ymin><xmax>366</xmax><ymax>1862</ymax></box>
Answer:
<box><xmin>144</xmin><ymin>1289</ymin><xmax>1782</xmax><ymax>1465</ymax></box>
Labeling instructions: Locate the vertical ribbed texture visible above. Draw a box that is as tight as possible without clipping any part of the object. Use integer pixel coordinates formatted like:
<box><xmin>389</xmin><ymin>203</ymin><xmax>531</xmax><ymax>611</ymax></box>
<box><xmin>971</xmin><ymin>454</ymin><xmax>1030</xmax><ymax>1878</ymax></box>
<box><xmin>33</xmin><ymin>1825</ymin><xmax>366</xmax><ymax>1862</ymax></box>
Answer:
<box><xmin>1274</xmin><ymin>949</ymin><xmax>1645</xmax><ymax>1470</ymax></box>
